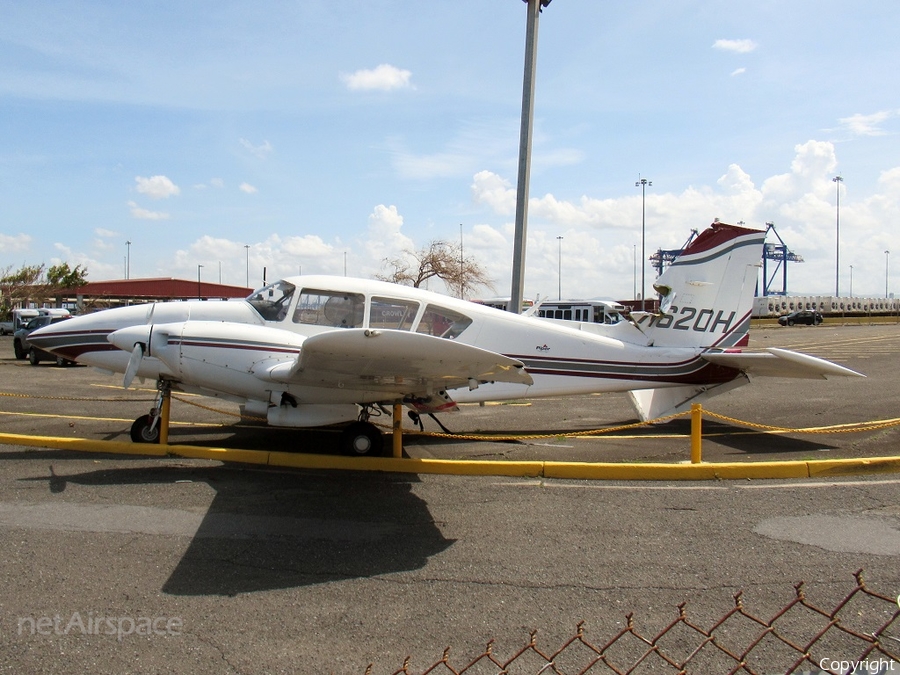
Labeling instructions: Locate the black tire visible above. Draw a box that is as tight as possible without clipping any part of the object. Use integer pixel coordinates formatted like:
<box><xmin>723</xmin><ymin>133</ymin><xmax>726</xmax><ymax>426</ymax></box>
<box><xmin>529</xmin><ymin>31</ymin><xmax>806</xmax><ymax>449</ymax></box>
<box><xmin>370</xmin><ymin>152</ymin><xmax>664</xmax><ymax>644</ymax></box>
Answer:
<box><xmin>28</xmin><ymin>347</ymin><xmax>40</xmax><ymax>366</ymax></box>
<box><xmin>130</xmin><ymin>415</ymin><xmax>161</xmax><ymax>443</ymax></box>
<box><xmin>787</xmin><ymin>319</ymin><xmax>794</xmax><ymax>326</ymax></box>
<box><xmin>14</xmin><ymin>340</ymin><xmax>25</xmax><ymax>360</ymax></box>
<box><xmin>55</xmin><ymin>356</ymin><xmax>68</xmax><ymax>367</ymax></box>
<box><xmin>340</xmin><ymin>421</ymin><xmax>384</xmax><ymax>457</ymax></box>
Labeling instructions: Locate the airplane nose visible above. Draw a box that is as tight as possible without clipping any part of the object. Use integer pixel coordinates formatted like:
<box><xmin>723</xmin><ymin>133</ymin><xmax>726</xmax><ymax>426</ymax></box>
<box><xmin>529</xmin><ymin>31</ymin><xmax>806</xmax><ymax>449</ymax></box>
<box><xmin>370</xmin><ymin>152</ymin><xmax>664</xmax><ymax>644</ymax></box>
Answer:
<box><xmin>26</xmin><ymin>324</ymin><xmax>64</xmax><ymax>351</ymax></box>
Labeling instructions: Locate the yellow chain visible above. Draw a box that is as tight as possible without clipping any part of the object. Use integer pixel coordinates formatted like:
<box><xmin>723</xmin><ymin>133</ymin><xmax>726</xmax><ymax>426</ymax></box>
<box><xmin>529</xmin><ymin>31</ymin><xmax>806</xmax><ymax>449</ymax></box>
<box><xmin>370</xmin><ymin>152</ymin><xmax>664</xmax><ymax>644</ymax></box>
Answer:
<box><xmin>0</xmin><ymin>391</ymin><xmax>154</xmax><ymax>402</ymax></box>
<box><xmin>3</xmin><ymin>389</ymin><xmax>898</xmax><ymax>439</ymax></box>
<box><xmin>703</xmin><ymin>410</ymin><xmax>900</xmax><ymax>434</ymax></box>
<box><xmin>171</xmin><ymin>394</ymin><xmax>267</xmax><ymax>423</ymax></box>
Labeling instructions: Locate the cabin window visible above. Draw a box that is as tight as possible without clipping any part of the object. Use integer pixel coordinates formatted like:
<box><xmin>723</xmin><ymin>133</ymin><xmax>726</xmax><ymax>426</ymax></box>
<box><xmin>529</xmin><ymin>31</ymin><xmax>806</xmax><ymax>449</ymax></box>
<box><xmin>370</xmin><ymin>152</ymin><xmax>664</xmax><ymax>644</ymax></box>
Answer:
<box><xmin>247</xmin><ymin>281</ymin><xmax>296</xmax><ymax>321</ymax></box>
<box><xmin>415</xmin><ymin>305</ymin><xmax>472</xmax><ymax>339</ymax></box>
<box><xmin>370</xmin><ymin>297</ymin><xmax>419</xmax><ymax>331</ymax></box>
<box><xmin>293</xmin><ymin>289</ymin><xmax>365</xmax><ymax>328</ymax></box>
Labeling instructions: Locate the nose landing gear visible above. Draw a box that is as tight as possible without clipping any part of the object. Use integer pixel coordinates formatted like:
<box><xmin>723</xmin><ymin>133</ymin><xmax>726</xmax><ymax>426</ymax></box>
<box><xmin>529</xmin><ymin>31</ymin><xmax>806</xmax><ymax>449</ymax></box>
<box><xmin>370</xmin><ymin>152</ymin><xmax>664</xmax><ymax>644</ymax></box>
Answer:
<box><xmin>130</xmin><ymin>380</ymin><xmax>172</xmax><ymax>444</ymax></box>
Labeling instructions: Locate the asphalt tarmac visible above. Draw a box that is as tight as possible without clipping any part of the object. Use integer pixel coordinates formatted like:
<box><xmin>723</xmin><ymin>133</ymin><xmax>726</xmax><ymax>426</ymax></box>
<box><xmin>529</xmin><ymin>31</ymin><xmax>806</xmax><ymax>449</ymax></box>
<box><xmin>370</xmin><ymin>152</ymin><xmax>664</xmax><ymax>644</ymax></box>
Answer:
<box><xmin>0</xmin><ymin>324</ymin><xmax>898</xmax><ymax>673</ymax></box>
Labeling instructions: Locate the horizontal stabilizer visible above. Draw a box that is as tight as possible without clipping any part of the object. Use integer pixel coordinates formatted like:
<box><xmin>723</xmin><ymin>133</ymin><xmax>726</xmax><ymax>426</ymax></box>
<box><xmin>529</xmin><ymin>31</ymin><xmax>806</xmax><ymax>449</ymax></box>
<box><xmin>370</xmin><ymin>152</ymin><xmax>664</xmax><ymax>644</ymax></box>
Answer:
<box><xmin>701</xmin><ymin>347</ymin><xmax>864</xmax><ymax>379</ymax></box>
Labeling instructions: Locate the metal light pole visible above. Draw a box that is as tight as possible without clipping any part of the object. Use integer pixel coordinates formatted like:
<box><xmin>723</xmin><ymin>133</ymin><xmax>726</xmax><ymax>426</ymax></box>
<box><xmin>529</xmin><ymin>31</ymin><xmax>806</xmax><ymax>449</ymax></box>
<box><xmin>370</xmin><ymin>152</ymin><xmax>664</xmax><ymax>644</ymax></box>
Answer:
<box><xmin>125</xmin><ymin>241</ymin><xmax>131</xmax><ymax>280</ymax></box>
<box><xmin>635</xmin><ymin>176</ymin><xmax>652</xmax><ymax>311</ymax></box>
<box><xmin>197</xmin><ymin>264</ymin><xmax>203</xmax><ymax>299</ymax></box>
<box><xmin>244</xmin><ymin>245</ymin><xmax>250</xmax><ymax>287</ymax></box>
<box><xmin>833</xmin><ymin>175</ymin><xmax>843</xmax><ymax>297</ymax></box>
<box><xmin>886</xmin><ymin>250</ymin><xmax>891</xmax><ymax>298</ymax></box>
<box><xmin>459</xmin><ymin>223</ymin><xmax>464</xmax><ymax>299</ymax></box>
<box><xmin>509</xmin><ymin>0</ymin><xmax>551</xmax><ymax>314</ymax></box>
<box><xmin>633</xmin><ymin>244</ymin><xmax>637</xmax><ymax>301</ymax></box>
<box><xmin>849</xmin><ymin>265</ymin><xmax>853</xmax><ymax>298</ymax></box>
<box><xmin>556</xmin><ymin>235</ymin><xmax>563</xmax><ymax>300</ymax></box>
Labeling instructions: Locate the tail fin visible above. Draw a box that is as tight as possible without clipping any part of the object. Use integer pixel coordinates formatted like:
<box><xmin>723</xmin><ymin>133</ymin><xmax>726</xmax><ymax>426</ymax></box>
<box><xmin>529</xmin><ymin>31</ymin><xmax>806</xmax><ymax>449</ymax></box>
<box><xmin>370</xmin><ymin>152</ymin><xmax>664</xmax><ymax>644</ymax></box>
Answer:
<box><xmin>632</xmin><ymin>222</ymin><xmax>765</xmax><ymax>349</ymax></box>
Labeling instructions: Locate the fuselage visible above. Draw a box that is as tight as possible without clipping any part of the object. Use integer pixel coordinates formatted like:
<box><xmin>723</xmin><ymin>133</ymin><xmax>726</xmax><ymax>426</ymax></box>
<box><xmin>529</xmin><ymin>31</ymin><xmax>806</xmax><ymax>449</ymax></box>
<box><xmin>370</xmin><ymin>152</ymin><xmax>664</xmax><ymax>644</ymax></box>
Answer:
<box><xmin>30</xmin><ymin>275</ymin><xmax>741</xmax><ymax>413</ymax></box>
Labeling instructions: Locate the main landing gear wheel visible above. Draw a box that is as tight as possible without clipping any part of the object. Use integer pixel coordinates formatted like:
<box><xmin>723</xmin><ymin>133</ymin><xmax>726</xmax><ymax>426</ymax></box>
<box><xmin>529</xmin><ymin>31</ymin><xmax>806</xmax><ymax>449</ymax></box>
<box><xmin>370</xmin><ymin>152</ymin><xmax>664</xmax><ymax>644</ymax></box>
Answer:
<box><xmin>131</xmin><ymin>414</ymin><xmax>161</xmax><ymax>443</ymax></box>
<box><xmin>340</xmin><ymin>421</ymin><xmax>384</xmax><ymax>457</ymax></box>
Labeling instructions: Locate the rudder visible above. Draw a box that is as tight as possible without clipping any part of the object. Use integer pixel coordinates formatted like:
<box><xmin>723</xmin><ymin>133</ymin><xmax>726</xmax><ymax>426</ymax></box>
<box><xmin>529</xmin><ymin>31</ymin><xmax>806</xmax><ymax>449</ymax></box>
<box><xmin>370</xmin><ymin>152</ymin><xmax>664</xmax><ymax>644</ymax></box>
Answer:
<box><xmin>632</xmin><ymin>222</ymin><xmax>765</xmax><ymax>349</ymax></box>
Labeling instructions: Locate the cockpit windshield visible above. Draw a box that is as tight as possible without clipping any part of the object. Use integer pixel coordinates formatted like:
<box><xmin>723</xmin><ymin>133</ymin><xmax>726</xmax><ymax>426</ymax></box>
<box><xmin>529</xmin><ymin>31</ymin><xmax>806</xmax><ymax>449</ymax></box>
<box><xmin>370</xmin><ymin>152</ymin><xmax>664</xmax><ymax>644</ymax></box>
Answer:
<box><xmin>246</xmin><ymin>281</ymin><xmax>296</xmax><ymax>321</ymax></box>
<box><xmin>246</xmin><ymin>280</ymin><xmax>474</xmax><ymax>338</ymax></box>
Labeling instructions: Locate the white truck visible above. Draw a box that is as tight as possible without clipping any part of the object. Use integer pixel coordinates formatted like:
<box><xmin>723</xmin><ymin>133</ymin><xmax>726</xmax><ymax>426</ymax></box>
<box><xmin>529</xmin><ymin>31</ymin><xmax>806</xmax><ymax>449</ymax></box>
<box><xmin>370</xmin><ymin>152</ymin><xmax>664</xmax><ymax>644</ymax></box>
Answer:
<box><xmin>1</xmin><ymin>308</ymin><xmax>41</xmax><ymax>335</ymax></box>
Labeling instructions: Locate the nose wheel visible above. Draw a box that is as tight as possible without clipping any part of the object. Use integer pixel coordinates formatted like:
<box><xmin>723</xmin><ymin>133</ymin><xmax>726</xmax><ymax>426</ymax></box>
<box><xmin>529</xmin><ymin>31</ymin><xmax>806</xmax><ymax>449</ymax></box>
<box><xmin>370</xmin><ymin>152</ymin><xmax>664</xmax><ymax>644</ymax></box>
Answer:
<box><xmin>130</xmin><ymin>414</ymin><xmax>161</xmax><ymax>443</ymax></box>
<box><xmin>130</xmin><ymin>380</ymin><xmax>172</xmax><ymax>444</ymax></box>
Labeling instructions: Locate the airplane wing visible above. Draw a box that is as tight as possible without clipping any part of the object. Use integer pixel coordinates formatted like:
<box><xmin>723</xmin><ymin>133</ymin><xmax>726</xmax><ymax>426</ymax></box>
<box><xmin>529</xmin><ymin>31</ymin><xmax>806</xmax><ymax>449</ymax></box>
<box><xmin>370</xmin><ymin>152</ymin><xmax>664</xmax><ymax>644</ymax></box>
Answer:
<box><xmin>701</xmin><ymin>347</ymin><xmax>864</xmax><ymax>379</ymax></box>
<box><xmin>262</xmin><ymin>328</ymin><xmax>533</xmax><ymax>396</ymax></box>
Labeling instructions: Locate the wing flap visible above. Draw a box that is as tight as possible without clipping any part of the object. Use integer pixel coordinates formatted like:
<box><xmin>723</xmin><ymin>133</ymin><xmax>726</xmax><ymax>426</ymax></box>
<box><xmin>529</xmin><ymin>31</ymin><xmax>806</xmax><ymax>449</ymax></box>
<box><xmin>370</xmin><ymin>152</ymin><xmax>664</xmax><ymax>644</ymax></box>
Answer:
<box><xmin>263</xmin><ymin>328</ymin><xmax>533</xmax><ymax>395</ymax></box>
<box><xmin>701</xmin><ymin>347</ymin><xmax>864</xmax><ymax>379</ymax></box>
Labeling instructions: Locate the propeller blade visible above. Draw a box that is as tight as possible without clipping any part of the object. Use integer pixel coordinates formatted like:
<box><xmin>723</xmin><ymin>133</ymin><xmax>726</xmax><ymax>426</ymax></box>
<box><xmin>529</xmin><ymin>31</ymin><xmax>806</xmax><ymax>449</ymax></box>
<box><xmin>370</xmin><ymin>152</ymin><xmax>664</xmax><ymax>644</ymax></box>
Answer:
<box><xmin>123</xmin><ymin>343</ymin><xmax>144</xmax><ymax>389</ymax></box>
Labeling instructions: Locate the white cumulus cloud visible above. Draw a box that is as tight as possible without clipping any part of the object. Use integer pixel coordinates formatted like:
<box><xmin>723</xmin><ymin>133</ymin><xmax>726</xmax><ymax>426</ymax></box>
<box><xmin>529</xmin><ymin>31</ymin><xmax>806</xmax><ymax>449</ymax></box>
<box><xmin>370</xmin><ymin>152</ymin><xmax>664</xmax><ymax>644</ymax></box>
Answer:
<box><xmin>239</xmin><ymin>183</ymin><xmax>258</xmax><ymax>194</ymax></box>
<box><xmin>340</xmin><ymin>64</ymin><xmax>413</xmax><ymax>92</ymax></box>
<box><xmin>0</xmin><ymin>233</ymin><xmax>32</xmax><ymax>253</ymax></box>
<box><xmin>838</xmin><ymin>110</ymin><xmax>897</xmax><ymax>137</ymax></box>
<box><xmin>713</xmin><ymin>39</ymin><xmax>758</xmax><ymax>53</ymax></box>
<box><xmin>240</xmin><ymin>139</ymin><xmax>273</xmax><ymax>159</ymax></box>
<box><xmin>471</xmin><ymin>170</ymin><xmax>517</xmax><ymax>215</ymax></box>
<box><xmin>135</xmin><ymin>175</ymin><xmax>180</xmax><ymax>199</ymax></box>
<box><xmin>127</xmin><ymin>201</ymin><xmax>170</xmax><ymax>220</ymax></box>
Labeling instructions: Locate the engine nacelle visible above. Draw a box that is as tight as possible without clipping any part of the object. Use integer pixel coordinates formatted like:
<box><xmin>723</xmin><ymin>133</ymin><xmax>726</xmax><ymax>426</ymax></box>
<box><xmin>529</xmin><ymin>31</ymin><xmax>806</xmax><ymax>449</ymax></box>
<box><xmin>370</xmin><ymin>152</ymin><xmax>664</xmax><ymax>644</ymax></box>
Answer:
<box><xmin>266</xmin><ymin>402</ymin><xmax>359</xmax><ymax>427</ymax></box>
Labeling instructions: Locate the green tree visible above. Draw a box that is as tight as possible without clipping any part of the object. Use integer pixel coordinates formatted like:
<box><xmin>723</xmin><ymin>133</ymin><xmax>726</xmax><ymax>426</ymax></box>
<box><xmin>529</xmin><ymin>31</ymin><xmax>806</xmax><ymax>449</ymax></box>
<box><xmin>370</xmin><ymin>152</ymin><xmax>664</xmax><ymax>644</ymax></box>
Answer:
<box><xmin>0</xmin><ymin>262</ymin><xmax>88</xmax><ymax>311</ymax></box>
<box><xmin>47</xmin><ymin>263</ymin><xmax>88</xmax><ymax>288</ymax></box>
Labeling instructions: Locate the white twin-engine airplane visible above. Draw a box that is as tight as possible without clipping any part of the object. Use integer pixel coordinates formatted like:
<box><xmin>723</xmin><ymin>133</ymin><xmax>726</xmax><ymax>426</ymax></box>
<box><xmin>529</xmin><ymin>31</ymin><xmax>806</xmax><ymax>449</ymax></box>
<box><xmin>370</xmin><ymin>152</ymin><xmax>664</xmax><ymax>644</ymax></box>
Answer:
<box><xmin>30</xmin><ymin>222</ymin><xmax>862</xmax><ymax>456</ymax></box>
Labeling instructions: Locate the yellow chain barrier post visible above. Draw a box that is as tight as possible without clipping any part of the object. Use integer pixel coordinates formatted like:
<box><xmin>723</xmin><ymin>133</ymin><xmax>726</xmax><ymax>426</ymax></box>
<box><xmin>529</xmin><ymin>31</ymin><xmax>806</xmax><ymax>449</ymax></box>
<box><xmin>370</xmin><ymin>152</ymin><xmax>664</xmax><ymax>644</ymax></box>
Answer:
<box><xmin>159</xmin><ymin>388</ymin><xmax>172</xmax><ymax>445</ymax></box>
<box><xmin>690</xmin><ymin>403</ymin><xmax>702</xmax><ymax>464</ymax></box>
<box><xmin>392</xmin><ymin>402</ymin><xmax>403</xmax><ymax>458</ymax></box>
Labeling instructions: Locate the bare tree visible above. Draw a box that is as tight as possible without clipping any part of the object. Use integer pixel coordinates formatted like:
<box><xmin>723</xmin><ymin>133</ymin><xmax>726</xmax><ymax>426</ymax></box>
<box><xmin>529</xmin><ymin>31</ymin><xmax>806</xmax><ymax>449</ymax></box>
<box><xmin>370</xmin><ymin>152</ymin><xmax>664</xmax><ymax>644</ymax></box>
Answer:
<box><xmin>376</xmin><ymin>240</ymin><xmax>494</xmax><ymax>298</ymax></box>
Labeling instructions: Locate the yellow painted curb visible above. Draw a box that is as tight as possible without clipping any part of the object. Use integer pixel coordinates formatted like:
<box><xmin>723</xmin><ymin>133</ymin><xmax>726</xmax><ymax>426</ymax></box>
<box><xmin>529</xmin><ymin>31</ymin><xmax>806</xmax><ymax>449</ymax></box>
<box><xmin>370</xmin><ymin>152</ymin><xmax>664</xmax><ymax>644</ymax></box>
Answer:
<box><xmin>543</xmin><ymin>460</ymin><xmax>810</xmax><ymax>481</ymax></box>
<box><xmin>805</xmin><ymin>456</ymin><xmax>900</xmax><ymax>477</ymax></box>
<box><xmin>2</xmin><ymin>432</ymin><xmax>899</xmax><ymax>481</ymax></box>
<box><xmin>0</xmin><ymin>432</ymin><xmax>169</xmax><ymax>457</ymax></box>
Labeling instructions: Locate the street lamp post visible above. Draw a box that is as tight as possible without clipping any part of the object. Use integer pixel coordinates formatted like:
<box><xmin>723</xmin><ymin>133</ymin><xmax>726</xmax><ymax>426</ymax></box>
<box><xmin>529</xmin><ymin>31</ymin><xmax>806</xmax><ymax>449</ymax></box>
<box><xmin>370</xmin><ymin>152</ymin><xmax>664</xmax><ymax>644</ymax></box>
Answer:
<box><xmin>125</xmin><ymin>241</ymin><xmax>131</xmax><ymax>280</ymax></box>
<box><xmin>459</xmin><ymin>223</ymin><xmax>464</xmax><ymax>299</ymax></box>
<box><xmin>633</xmin><ymin>244</ymin><xmax>637</xmax><ymax>301</ymax></box>
<box><xmin>509</xmin><ymin>0</ymin><xmax>550</xmax><ymax>314</ymax></box>
<box><xmin>197</xmin><ymin>264</ymin><xmax>203</xmax><ymax>300</ymax></box>
<box><xmin>886</xmin><ymin>250</ymin><xmax>891</xmax><ymax>299</ymax></box>
<box><xmin>849</xmin><ymin>265</ymin><xmax>853</xmax><ymax>298</ymax></box>
<box><xmin>244</xmin><ymin>245</ymin><xmax>250</xmax><ymax>287</ymax></box>
<box><xmin>556</xmin><ymin>235</ymin><xmax>563</xmax><ymax>300</ymax></box>
<box><xmin>833</xmin><ymin>175</ymin><xmax>843</xmax><ymax>297</ymax></box>
<box><xmin>635</xmin><ymin>176</ymin><xmax>652</xmax><ymax>311</ymax></box>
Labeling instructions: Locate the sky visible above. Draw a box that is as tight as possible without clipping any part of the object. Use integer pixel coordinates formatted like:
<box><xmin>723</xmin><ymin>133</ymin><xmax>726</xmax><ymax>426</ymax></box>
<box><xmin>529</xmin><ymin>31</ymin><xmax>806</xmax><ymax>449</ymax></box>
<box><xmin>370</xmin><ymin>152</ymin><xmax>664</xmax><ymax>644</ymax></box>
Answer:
<box><xmin>2</xmin><ymin>0</ymin><xmax>899</xmax><ymax>302</ymax></box>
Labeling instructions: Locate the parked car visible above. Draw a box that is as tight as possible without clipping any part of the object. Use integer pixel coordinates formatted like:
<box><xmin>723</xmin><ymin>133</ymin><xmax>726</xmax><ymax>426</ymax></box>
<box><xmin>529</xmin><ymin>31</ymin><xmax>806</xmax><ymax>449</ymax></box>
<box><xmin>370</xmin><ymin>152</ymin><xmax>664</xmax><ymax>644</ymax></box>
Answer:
<box><xmin>777</xmin><ymin>310</ymin><xmax>823</xmax><ymax>326</ymax></box>
<box><xmin>13</xmin><ymin>315</ymin><xmax>75</xmax><ymax>365</ymax></box>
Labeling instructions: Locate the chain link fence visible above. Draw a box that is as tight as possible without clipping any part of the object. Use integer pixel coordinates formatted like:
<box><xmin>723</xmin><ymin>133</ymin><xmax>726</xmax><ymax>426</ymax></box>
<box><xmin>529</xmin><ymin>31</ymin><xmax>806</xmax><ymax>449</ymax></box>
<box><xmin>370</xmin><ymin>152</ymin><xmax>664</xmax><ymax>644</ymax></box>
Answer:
<box><xmin>366</xmin><ymin>570</ymin><xmax>899</xmax><ymax>675</ymax></box>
